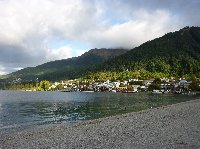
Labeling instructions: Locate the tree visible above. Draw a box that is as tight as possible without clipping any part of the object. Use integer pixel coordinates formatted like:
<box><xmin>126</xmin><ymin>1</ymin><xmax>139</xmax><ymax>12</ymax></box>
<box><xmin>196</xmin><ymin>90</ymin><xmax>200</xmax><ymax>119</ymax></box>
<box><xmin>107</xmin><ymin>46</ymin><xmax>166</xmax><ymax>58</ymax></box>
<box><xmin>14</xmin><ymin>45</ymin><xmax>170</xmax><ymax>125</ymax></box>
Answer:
<box><xmin>148</xmin><ymin>84</ymin><xmax>161</xmax><ymax>91</ymax></box>
<box><xmin>127</xmin><ymin>85</ymin><xmax>133</xmax><ymax>91</ymax></box>
<box><xmin>153</xmin><ymin>78</ymin><xmax>162</xmax><ymax>84</ymax></box>
<box><xmin>40</xmin><ymin>80</ymin><xmax>50</xmax><ymax>91</ymax></box>
<box><xmin>55</xmin><ymin>84</ymin><xmax>64</xmax><ymax>90</ymax></box>
<box><xmin>189</xmin><ymin>78</ymin><xmax>200</xmax><ymax>91</ymax></box>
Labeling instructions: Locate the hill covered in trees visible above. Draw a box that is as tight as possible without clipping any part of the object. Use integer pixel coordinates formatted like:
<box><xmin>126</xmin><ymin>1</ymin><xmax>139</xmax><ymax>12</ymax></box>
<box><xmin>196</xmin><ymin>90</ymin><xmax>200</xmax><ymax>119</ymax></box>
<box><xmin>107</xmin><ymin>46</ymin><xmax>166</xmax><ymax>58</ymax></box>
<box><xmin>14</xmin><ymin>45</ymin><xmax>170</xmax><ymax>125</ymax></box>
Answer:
<box><xmin>0</xmin><ymin>48</ymin><xmax>128</xmax><ymax>84</ymax></box>
<box><xmin>1</xmin><ymin>26</ymin><xmax>200</xmax><ymax>86</ymax></box>
<box><xmin>89</xmin><ymin>26</ymin><xmax>200</xmax><ymax>80</ymax></box>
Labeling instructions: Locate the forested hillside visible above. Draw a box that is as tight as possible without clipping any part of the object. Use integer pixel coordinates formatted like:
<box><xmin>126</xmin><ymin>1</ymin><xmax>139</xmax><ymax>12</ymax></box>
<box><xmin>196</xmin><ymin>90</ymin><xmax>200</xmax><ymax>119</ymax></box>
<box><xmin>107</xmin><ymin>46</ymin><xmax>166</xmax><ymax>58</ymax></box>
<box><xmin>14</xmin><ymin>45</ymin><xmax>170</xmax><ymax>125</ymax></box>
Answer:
<box><xmin>1</xmin><ymin>48</ymin><xmax>128</xmax><ymax>83</ymax></box>
<box><xmin>1</xmin><ymin>26</ymin><xmax>200</xmax><ymax>86</ymax></box>
<box><xmin>96</xmin><ymin>26</ymin><xmax>200</xmax><ymax>78</ymax></box>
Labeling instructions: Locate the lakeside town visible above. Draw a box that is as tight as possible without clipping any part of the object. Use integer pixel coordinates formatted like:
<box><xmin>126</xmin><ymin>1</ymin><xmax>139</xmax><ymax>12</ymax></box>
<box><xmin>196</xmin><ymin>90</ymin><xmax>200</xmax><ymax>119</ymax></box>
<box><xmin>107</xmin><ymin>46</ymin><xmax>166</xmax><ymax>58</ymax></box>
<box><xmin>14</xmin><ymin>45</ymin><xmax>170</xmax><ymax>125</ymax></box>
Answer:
<box><xmin>15</xmin><ymin>77</ymin><xmax>200</xmax><ymax>94</ymax></box>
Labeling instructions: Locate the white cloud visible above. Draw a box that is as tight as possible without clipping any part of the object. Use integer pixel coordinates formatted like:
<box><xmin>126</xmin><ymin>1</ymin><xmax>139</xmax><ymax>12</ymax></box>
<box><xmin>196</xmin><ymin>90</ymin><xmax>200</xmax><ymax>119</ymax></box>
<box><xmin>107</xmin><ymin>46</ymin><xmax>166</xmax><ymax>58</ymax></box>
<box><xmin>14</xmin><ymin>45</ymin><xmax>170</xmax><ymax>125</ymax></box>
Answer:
<box><xmin>0</xmin><ymin>0</ymin><xmax>199</xmax><ymax>74</ymax></box>
<box><xmin>0</xmin><ymin>0</ymin><xmax>96</xmax><ymax>72</ymax></box>
<box><xmin>74</xmin><ymin>49</ymin><xmax>88</xmax><ymax>57</ymax></box>
<box><xmin>0</xmin><ymin>65</ymin><xmax>22</xmax><ymax>75</ymax></box>
<box><xmin>0</xmin><ymin>66</ymin><xmax>7</xmax><ymax>75</ymax></box>
<box><xmin>46</xmin><ymin>46</ymin><xmax>73</xmax><ymax>61</ymax></box>
<box><xmin>87</xmin><ymin>9</ymin><xmax>181</xmax><ymax>49</ymax></box>
<box><xmin>43</xmin><ymin>46</ymin><xmax>87</xmax><ymax>62</ymax></box>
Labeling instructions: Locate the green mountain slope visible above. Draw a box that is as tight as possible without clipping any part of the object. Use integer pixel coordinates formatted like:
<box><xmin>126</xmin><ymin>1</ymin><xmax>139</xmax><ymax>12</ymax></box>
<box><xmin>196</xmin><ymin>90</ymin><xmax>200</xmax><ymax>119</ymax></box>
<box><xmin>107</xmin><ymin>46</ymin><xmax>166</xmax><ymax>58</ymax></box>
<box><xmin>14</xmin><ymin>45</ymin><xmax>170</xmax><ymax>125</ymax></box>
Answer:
<box><xmin>97</xmin><ymin>26</ymin><xmax>200</xmax><ymax>77</ymax></box>
<box><xmin>1</xmin><ymin>26</ymin><xmax>200</xmax><ymax>86</ymax></box>
<box><xmin>2</xmin><ymin>48</ymin><xmax>128</xmax><ymax>83</ymax></box>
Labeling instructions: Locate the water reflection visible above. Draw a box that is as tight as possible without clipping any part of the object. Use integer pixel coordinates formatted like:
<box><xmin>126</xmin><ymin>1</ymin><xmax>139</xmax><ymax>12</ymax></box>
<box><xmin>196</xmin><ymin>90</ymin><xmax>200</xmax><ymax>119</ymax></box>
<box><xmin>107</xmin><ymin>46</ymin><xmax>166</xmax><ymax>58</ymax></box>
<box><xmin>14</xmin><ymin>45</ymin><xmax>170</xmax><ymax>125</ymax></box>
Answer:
<box><xmin>33</xmin><ymin>102</ymin><xmax>86</xmax><ymax>122</ymax></box>
<box><xmin>0</xmin><ymin>90</ymin><xmax>199</xmax><ymax>133</ymax></box>
<box><xmin>0</xmin><ymin>103</ymin><xmax>2</xmax><ymax>112</ymax></box>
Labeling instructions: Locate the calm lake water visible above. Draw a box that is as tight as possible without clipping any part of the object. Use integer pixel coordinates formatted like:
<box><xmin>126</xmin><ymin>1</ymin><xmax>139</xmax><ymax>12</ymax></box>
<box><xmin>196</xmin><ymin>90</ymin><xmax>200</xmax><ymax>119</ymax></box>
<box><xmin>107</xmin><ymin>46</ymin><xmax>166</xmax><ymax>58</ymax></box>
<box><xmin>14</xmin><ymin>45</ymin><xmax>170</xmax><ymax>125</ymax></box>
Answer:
<box><xmin>0</xmin><ymin>90</ymin><xmax>199</xmax><ymax>133</ymax></box>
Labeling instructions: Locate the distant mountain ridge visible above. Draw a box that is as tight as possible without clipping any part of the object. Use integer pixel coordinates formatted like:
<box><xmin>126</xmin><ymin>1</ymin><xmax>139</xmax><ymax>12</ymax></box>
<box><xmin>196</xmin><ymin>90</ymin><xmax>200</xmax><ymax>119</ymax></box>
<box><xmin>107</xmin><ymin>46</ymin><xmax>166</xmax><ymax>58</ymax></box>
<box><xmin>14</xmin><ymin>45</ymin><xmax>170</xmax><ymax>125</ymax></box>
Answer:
<box><xmin>1</xmin><ymin>26</ymin><xmax>200</xmax><ymax>86</ymax></box>
<box><xmin>1</xmin><ymin>48</ymin><xmax>128</xmax><ymax>83</ymax></box>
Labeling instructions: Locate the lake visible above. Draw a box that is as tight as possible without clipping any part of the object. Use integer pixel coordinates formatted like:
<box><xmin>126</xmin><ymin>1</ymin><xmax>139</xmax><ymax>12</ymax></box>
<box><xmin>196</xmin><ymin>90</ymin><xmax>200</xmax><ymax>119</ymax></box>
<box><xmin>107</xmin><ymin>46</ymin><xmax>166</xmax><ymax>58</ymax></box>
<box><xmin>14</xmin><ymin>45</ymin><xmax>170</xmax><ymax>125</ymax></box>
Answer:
<box><xmin>0</xmin><ymin>90</ymin><xmax>199</xmax><ymax>133</ymax></box>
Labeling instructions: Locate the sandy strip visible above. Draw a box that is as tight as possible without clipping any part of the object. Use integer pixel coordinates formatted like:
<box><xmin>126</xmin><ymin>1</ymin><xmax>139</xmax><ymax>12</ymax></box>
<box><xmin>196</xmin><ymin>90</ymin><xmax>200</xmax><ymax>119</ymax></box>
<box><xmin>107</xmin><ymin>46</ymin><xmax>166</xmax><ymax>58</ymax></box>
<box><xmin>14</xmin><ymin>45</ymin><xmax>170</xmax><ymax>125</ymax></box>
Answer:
<box><xmin>0</xmin><ymin>99</ymin><xmax>200</xmax><ymax>149</ymax></box>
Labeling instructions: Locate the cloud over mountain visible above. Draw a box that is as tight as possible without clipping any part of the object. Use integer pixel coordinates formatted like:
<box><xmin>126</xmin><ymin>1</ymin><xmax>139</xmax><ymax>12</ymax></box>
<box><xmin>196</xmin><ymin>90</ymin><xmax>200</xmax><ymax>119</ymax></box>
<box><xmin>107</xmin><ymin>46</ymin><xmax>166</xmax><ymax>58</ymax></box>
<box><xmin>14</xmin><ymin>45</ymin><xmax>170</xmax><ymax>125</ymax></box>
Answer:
<box><xmin>0</xmin><ymin>0</ymin><xmax>199</xmax><ymax>74</ymax></box>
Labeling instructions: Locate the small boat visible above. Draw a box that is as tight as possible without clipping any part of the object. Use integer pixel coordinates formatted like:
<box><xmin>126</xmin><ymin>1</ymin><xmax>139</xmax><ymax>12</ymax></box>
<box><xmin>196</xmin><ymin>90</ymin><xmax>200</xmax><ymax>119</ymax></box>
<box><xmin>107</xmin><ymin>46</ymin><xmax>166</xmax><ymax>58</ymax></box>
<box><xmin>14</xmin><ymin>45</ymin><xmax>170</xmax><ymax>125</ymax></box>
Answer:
<box><xmin>25</xmin><ymin>90</ymin><xmax>33</xmax><ymax>92</ymax></box>
<box><xmin>81</xmin><ymin>90</ymin><xmax>94</xmax><ymax>93</ymax></box>
<box><xmin>122</xmin><ymin>90</ymin><xmax>138</xmax><ymax>93</ymax></box>
<box><xmin>152</xmin><ymin>90</ymin><xmax>163</xmax><ymax>94</ymax></box>
<box><xmin>60</xmin><ymin>90</ymin><xmax>71</xmax><ymax>92</ymax></box>
<box><xmin>174</xmin><ymin>90</ymin><xmax>181</xmax><ymax>94</ymax></box>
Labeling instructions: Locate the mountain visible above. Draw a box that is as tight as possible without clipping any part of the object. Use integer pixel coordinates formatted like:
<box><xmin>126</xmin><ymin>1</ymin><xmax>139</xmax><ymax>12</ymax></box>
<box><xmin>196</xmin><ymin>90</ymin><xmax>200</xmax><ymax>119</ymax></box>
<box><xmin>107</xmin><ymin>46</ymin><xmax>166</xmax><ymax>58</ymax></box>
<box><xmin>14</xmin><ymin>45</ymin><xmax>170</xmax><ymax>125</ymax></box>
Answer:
<box><xmin>97</xmin><ymin>26</ymin><xmax>200</xmax><ymax>78</ymax></box>
<box><xmin>1</xmin><ymin>26</ymin><xmax>200</xmax><ymax>86</ymax></box>
<box><xmin>1</xmin><ymin>48</ymin><xmax>128</xmax><ymax>84</ymax></box>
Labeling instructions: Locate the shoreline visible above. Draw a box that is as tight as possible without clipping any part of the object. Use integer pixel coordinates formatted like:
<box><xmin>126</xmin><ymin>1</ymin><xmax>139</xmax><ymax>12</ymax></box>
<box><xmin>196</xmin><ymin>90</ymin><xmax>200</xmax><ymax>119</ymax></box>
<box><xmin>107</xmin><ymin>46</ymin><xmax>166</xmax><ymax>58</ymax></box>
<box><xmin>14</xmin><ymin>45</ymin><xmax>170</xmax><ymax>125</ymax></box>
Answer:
<box><xmin>1</xmin><ymin>99</ymin><xmax>200</xmax><ymax>148</ymax></box>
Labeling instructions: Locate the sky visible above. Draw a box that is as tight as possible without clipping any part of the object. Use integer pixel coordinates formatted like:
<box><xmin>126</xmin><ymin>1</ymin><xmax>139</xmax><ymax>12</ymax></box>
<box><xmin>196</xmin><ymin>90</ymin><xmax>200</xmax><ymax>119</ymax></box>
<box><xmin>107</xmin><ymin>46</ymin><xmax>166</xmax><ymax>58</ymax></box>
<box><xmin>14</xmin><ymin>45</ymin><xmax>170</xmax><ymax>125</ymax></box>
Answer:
<box><xmin>0</xmin><ymin>0</ymin><xmax>200</xmax><ymax>75</ymax></box>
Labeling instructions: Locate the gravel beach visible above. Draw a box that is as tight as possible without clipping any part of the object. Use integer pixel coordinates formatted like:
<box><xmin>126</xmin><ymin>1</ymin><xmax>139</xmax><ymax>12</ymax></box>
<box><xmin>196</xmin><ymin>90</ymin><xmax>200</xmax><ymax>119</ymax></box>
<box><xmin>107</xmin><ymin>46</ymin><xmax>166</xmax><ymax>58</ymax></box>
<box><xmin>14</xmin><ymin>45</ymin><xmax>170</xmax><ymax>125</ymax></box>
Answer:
<box><xmin>1</xmin><ymin>99</ymin><xmax>200</xmax><ymax>149</ymax></box>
